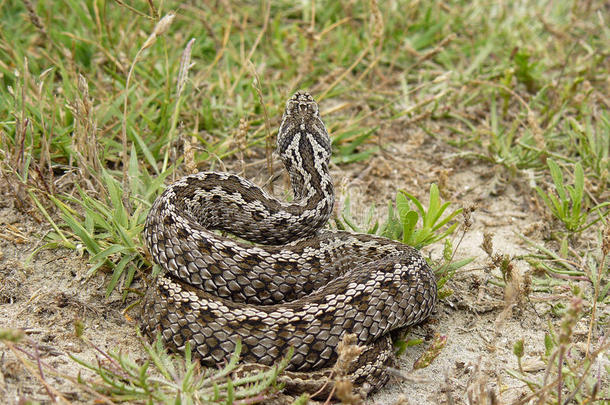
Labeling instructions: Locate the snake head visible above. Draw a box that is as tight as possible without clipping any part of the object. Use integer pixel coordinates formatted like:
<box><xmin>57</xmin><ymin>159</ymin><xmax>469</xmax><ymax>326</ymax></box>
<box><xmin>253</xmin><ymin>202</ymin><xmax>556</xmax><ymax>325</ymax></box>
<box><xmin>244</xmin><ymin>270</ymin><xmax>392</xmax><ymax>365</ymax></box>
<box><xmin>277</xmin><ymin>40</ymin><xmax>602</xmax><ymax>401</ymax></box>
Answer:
<box><xmin>277</xmin><ymin>91</ymin><xmax>331</xmax><ymax>164</ymax></box>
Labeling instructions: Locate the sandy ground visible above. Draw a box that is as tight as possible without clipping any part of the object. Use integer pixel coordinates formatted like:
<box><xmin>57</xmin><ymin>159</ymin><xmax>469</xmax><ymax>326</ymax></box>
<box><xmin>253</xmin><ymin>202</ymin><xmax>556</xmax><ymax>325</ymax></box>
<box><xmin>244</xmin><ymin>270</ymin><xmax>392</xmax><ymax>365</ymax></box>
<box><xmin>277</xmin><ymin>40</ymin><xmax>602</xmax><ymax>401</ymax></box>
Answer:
<box><xmin>0</xmin><ymin>129</ymin><xmax>605</xmax><ymax>404</ymax></box>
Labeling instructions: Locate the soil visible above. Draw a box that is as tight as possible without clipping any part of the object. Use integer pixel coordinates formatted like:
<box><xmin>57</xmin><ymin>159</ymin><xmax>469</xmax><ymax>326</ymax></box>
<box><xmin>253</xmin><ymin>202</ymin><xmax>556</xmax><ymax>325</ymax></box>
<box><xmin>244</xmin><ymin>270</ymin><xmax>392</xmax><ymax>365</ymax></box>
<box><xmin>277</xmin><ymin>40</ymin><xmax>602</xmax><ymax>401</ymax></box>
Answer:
<box><xmin>0</xmin><ymin>129</ymin><xmax>605</xmax><ymax>404</ymax></box>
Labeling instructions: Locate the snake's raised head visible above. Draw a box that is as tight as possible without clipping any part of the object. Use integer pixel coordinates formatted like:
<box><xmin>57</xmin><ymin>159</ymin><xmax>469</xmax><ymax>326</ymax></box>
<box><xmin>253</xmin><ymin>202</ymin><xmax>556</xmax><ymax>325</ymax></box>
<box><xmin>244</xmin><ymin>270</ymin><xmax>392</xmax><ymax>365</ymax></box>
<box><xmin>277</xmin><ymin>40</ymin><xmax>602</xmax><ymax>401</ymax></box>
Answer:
<box><xmin>284</xmin><ymin>91</ymin><xmax>319</xmax><ymax>118</ymax></box>
<box><xmin>277</xmin><ymin>91</ymin><xmax>331</xmax><ymax>165</ymax></box>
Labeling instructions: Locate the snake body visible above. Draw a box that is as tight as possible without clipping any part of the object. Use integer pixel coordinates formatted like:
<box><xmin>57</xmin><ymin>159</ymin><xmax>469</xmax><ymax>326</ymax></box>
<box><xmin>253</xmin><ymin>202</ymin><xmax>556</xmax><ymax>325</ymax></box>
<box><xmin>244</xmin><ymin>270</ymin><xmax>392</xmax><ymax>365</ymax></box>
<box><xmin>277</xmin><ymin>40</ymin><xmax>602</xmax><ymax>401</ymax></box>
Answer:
<box><xmin>141</xmin><ymin>92</ymin><xmax>437</xmax><ymax>394</ymax></box>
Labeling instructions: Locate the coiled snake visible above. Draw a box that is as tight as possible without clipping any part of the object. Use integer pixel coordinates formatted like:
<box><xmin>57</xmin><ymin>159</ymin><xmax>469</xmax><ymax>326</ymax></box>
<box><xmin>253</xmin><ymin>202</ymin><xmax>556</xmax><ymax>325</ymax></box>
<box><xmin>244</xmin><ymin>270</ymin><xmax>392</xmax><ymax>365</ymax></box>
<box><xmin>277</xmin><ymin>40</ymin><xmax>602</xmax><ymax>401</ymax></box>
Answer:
<box><xmin>141</xmin><ymin>92</ymin><xmax>437</xmax><ymax>395</ymax></box>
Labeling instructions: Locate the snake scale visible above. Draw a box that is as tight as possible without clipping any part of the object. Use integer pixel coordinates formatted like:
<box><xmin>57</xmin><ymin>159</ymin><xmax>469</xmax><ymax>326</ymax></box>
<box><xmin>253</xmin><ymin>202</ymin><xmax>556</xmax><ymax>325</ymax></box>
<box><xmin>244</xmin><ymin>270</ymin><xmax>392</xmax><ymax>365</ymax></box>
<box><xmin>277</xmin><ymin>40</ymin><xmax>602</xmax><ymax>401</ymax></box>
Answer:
<box><xmin>141</xmin><ymin>92</ymin><xmax>437</xmax><ymax>395</ymax></box>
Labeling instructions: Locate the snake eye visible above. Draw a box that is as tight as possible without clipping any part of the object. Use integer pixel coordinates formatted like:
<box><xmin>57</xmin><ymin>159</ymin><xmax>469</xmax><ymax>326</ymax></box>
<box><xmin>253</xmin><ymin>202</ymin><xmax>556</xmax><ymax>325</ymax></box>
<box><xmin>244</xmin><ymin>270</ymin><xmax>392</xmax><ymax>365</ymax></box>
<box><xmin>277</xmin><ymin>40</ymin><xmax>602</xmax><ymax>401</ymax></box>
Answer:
<box><xmin>309</xmin><ymin>102</ymin><xmax>319</xmax><ymax>116</ymax></box>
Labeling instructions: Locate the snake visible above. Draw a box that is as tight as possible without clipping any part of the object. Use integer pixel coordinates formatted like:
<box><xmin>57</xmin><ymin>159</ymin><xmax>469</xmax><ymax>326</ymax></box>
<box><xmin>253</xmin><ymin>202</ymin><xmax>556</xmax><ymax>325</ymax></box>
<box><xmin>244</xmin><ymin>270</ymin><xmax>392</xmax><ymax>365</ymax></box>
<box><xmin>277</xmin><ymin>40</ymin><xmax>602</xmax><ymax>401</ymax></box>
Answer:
<box><xmin>141</xmin><ymin>92</ymin><xmax>437</xmax><ymax>396</ymax></box>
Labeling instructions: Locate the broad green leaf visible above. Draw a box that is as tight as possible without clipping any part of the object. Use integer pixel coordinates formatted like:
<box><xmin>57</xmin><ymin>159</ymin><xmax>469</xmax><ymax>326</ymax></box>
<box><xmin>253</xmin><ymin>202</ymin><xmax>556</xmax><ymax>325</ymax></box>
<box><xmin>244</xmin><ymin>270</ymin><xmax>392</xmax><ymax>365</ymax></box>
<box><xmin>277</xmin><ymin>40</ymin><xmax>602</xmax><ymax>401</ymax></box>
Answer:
<box><xmin>90</xmin><ymin>244</ymin><xmax>128</xmax><ymax>264</ymax></box>
<box><xmin>106</xmin><ymin>252</ymin><xmax>136</xmax><ymax>297</ymax></box>
<box><xmin>547</xmin><ymin>159</ymin><xmax>567</xmax><ymax>202</ymax></box>
<box><xmin>431</xmin><ymin>207</ymin><xmax>463</xmax><ymax>232</ymax></box>
<box><xmin>399</xmin><ymin>190</ymin><xmax>425</xmax><ymax>217</ymax></box>
<box><xmin>402</xmin><ymin>211</ymin><xmax>419</xmax><ymax>246</ymax></box>
<box><xmin>426</xmin><ymin>184</ymin><xmax>441</xmax><ymax>228</ymax></box>
<box><xmin>395</xmin><ymin>191</ymin><xmax>410</xmax><ymax>222</ymax></box>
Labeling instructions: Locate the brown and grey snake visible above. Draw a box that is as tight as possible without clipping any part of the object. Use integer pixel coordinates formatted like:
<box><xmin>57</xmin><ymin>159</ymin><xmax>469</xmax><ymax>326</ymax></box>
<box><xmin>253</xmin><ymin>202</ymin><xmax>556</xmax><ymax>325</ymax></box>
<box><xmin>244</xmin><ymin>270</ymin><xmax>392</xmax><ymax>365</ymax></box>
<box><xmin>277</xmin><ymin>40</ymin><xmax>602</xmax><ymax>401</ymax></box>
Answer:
<box><xmin>141</xmin><ymin>92</ymin><xmax>437</xmax><ymax>395</ymax></box>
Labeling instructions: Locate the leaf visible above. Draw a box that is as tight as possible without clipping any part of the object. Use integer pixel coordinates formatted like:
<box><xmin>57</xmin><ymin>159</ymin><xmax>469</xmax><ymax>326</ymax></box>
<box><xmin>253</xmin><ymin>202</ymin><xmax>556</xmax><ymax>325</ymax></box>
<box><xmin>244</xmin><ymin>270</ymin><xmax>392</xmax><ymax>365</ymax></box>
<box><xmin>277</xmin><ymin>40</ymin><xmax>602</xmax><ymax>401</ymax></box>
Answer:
<box><xmin>399</xmin><ymin>189</ymin><xmax>425</xmax><ymax>217</ymax></box>
<box><xmin>395</xmin><ymin>190</ymin><xmax>409</xmax><ymax>220</ymax></box>
<box><xmin>573</xmin><ymin>162</ymin><xmax>584</xmax><ymax>205</ymax></box>
<box><xmin>402</xmin><ymin>211</ymin><xmax>419</xmax><ymax>246</ymax></box>
<box><xmin>544</xmin><ymin>333</ymin><xmax>554</xmax><ymax>358</ymax></box>
<box><xmin>379</xmin><ymin>201</ymin><xmax>401</xmax><ymax>239</ymax></box>
<box><xmin>426</xmin><ymin>222</ymin><xmax>459</xmax><ymax>246</ymax></box>
<box><xmin>431</xmin><ymin>206</ymin><xmax>463</xmax><ymax>232</ymax></box>
<box><xmin>89</xmin><ymin>244</ymin><xmax>128</xmax><ymax>264</ymax></box>
<box><xmin>106</xmin><ymin>252</ymin><xmax>136</xmax><ymax>297</ymax></box>
<box><xmin>436</xmin><ymin>257</ymin><xmax>474</xmax><ymax>289</ymax></box>
<box><xmin>547</xmin><ymin>159</ymin><xmax>567</xmax><ymax>202</ymax></box>
<box><xmin>50</xmin><ymin>195</ymin><xmax>100</xmax><ymax>255</ymax></box>
<box><xmin>535</xmin><ymin>187</ymin><xmax>553</xmax><ymax>212</ymax></box>
<box><xmin>27</xmin><ymin>191</ymin><xmax>74</xmax><ymax>248</ymax></box>
<box><xmin>425</xmin><ymin>184</ymin><xmax>441</xmax><ymax>228</ymax></box>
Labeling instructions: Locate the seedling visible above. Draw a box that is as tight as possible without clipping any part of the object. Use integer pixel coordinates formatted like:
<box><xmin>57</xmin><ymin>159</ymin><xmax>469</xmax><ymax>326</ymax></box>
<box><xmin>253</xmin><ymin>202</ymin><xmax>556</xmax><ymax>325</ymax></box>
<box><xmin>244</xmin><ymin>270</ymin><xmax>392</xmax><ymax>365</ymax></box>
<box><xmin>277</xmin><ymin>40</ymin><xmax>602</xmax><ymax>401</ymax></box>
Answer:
<box><xmin>397</xmin><ymin>184</ymin><xmax>462</xmax><ymax>249</ymax></box>
<box><xmin>535</xmin><ymin>159</ymin><xmax>609</xmax><ymax>233</ymax></box>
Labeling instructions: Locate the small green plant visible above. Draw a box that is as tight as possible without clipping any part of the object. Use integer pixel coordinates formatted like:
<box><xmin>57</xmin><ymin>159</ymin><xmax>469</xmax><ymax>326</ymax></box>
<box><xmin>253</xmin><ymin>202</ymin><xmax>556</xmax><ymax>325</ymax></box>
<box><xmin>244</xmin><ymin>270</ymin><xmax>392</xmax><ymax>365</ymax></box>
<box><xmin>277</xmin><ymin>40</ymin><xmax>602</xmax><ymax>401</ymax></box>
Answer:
<box><xmin>536</xmin><ymin>159</ymin><xmax>585</xmax><ymax>232</ymax></box>
<box><xmin>566</xmin><ymin>112</ymin><xmax>610</xmax><ymax>193</ymax></box>
<box><xmin>338</xmin><ymin>183</ymin><xmax>463</xmax><ymax>249</ymax></box>
<box><xmin>513</xmin><ymin>49</ymin><xmax>542</xmax><ymax>93</ymax></box>
<box><xmin>337</xmin><ymin>193</ymin><xmax>384</xmax><ymax>235</ymax></box>
<box><xmin>513</xmin><ymin>339</ymin><xmax>525</xmax><ymax>373</ymax></box>
<box><xmin>435</xmin><ymin>237</ymin><xmax>474</xmax><ymax>295</ymax></box>
<box><xmin>535</xmin><ymin>159</ymin><xmax>609</xmax><ymax>233</ymax></box>
<box><xmin>397</xmin><ymin>184</ymin><xmax>463</xmax><ymax>249</ymax></box>
<box><xmin>0</xmin><ymin>329</ymin><xmax>291</xmax><ymax>404</ymax></box>
<box><xmin>520</xmin><ymin>223</ymin><xmax>610</xmax><ymax>335</ymax></box>
<box><xmin>484</xmin><ymin>96</ymin><xmax>543</xmax><ymax>171</ymax></box>
<box><xmin>72</xmin><ymin>336</ymin><xmax>290</xmax><ymax>404</ymax></box>
<box><xmin>413</xmin><ymin>333</ymin><xmax>447</xmax><ymax>370</ymax></box>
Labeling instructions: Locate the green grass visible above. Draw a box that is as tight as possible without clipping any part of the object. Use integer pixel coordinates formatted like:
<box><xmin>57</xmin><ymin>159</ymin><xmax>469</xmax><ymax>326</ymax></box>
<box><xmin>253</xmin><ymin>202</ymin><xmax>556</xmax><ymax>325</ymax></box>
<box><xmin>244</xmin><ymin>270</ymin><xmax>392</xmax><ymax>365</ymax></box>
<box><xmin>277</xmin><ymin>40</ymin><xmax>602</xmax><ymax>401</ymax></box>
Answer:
<box><xmin>1</xmin><ymin>0</ymin><xmax>609</xmax><ymax>403</ymax></box>
<box><xmin>0</xmin><ymin>329</ymin><xmax>293</xmax><ymax>404</ymax></box>
<box><xmin>535</xmin><ymin>159</ymin><xmax>609</xmax><ymax>233</ymax></box>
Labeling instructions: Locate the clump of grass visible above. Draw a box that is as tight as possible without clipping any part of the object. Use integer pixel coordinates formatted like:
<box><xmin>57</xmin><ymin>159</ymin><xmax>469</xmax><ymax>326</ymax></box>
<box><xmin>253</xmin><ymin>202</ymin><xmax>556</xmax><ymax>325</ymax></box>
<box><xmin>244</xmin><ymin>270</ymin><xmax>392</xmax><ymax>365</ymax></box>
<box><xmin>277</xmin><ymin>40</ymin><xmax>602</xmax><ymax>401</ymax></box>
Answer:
<box><xmin>501</xmin><ymin>223</ymin><xmax>610</xmax><ymax>404</ymax></box>
<box><xmin>337</xmin><ymin>183</ymin><xmax>463</xmax><ymax>248</ymax></box>
<box><xmin>337</xmin><ymin>183</ymin><xmax>473</xmax><ymax>286</ymax></box>
<box><xmin>535</xmin><ymin>159</ymin><xmax>609</xmax><ymax>234</ymax></box>
<box><xmin>0</xmin><ymin>329</ymin><xmax>291</xmax><ymax>404</ymax></box>
<box><xmin>396</xmin><ymin>184</ymin><xmax>462</xmax><ymax>249</ymax></box>
<box><xmin>72</xmin><ymin>336</ymin><xmax>291</xmax><ymax>404</ymax></box>
<box><xmin>520</xmin><ymin>159</ymin><xmax>608</xmax><ymax>316</ymax></box>
<box><xmin>31</xmin><ymin>152</ymin><xmax>167</xmax><ymax>297</ymax></box>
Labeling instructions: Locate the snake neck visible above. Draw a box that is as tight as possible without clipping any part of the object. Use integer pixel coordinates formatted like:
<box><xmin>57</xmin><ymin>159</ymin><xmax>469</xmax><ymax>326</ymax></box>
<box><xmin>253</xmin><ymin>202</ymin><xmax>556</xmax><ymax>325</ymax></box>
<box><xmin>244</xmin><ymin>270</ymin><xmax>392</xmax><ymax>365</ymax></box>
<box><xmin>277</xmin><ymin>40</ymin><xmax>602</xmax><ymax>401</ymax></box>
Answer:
<box><xmin>145</xmin><ymin>92</ymin><xmax>335</xmax><ymax>247</ymax></box>
<box><xmin>281</xmin><ymin>131</ymin><xmax>334</xmax><ymax>211</ymax></box>
<box><xmin>277</xmin><ymin>91</ymin><xmax>335</xmax><ymax>224</ymax></box>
